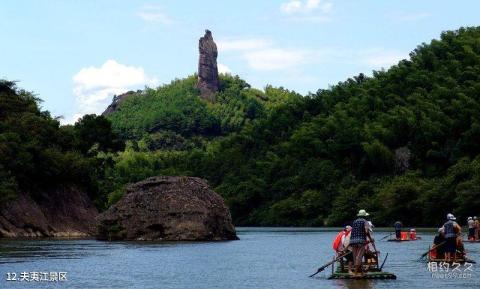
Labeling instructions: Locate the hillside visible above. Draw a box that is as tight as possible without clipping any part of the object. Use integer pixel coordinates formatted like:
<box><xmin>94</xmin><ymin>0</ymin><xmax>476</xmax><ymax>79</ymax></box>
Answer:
<box><xmin>3</xmin><ymin>27</ymin><xmax>480</xmax><ymax>228</ymax></box>
<box><xmin>104</xmin><ymin>75</ymin><xmax>288</xmax><ymax>149</ymax></box>
<box><xmin>102</xmin><ymin>27</ymin><xmax>480</xmax><ymax>227</ymax></box>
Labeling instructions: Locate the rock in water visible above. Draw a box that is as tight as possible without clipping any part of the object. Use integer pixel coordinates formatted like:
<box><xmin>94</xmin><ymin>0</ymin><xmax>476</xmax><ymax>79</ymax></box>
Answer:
<box><xmin>96</xmin><ymin>176</ymin><xmax>238</xmax><ymax>241</ymax></box>
<box><xmin>196</xmin><ymin>30</ymin><xmax>219</xmax><ymax>102</ymax></box>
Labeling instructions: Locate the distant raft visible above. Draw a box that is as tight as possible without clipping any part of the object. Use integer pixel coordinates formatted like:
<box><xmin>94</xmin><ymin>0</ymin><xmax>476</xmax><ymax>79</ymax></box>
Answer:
<box><xmin>387</xmin><ymin>231</ymin><xmax>420</xmax><ymax>241</ymax></box>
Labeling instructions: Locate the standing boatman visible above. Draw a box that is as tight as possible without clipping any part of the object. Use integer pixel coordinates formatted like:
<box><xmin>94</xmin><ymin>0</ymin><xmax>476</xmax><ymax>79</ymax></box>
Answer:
<box><xmin>442</xmin><ymin>213</ymin><xmax>461</xmax><ymax>262</ymax></box>
<box><xmin>348</xmin><ymin>209</ymin><xmax>374</xmax><ymax>277</ymax></box>
<box><xmin>475</xmin><ymin>216</ymin><xmax>479</xmax><ymax>240</ymax></box>
<box><xmin>394</xmin><ymin>221</ymin><xmax>402</xmax><ymax>240</ymax></box>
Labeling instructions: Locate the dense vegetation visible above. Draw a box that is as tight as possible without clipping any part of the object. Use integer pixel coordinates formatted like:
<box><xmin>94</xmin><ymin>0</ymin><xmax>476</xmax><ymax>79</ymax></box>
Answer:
<box><xmin>3</xmin><ymin>27</ymin><xmax>480</xmax><ymax>228</ymax></box>
<box><xmin>0</xmin><ymin>80</ymin><xmax>121</xmax><ymax>206</ymax></box>
<box><xmin>102</xmin><ymin>27</ymin><xmax>480</xmax><ymax>227</ymax></box>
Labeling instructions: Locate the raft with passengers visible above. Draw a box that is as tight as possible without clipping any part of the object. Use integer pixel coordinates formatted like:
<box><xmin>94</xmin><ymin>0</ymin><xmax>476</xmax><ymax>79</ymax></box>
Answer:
<box><xmin>381</xmin><ymin>221</ymin><xmax>421</xmax><ymax>242</ymax></box>
<box><xmin>310</xmin><ymin>209</ymin><xmax>396</xmax><ymax>280</ymax></box>
<box><xmin>422</xmin><ymin>213</ymin><xmax>476</xmax><ymax>264</ymax></box>
<box><xmin>464</xmin><ymin>216</ymin><xmax>480</xmax><ymax>243</ymax></box>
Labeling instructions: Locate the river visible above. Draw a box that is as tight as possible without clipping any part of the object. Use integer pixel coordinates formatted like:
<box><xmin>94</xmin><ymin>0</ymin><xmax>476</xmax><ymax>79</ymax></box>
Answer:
<box><xmin>0</xmin><ymin>228</ymin><xmax>478</xmax><ymax>288</ymax></box>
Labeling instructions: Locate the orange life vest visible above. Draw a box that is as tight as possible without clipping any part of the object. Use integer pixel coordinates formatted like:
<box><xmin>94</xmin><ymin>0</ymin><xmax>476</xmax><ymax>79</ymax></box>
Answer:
<box><xmin>332</xmin><ymin>231</ymin><xmax>346</xmax><ymax>251</ymax></box>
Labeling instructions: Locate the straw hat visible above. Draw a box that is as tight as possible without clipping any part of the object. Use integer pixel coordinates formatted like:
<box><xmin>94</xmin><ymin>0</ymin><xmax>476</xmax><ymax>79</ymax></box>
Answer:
<box><xmin>357</xmin><ymin>209</ymin><xmax>370</xmax><ymax>217</ymax></box>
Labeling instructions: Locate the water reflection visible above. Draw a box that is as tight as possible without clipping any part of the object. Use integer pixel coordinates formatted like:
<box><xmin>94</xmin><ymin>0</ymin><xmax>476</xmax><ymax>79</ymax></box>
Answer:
<box><xmin>334</xmin><ymin>279</ymin><xmax>374</xmax><ymax>289</ymax></box>
<box><xmin>0</xmin><ymin>239</ymin><xmax>109</xmax><ymax>264</ymax></box>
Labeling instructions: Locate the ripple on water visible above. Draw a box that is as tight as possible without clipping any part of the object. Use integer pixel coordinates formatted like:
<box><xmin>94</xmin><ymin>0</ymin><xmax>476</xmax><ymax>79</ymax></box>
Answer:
<box><xmin>0</xmin><ymin>229</ymin><xmax>479</xmax><ymax>289</ymax></box>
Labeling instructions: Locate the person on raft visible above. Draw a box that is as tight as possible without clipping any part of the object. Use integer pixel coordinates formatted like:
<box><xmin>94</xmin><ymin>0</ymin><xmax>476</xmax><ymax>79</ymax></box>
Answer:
<box><xmin>409</xmin><ymin>228</ymin><xmax>417</xmax><ymax>240</ymax></box>
<box><xmin>475</xmin><ymin>216</ymin><xmax>480</xmax><ymax>240</ymax></box>
<box><xmin>433</xmin><ymin>228</ymin><xmax>446</xmax><ymax>259</ymax></box>
<box><xmin>364</xmin><ymin>221</ymin><xmax>377</xmax><ymax>264</ymax></box>
<box><xmin>468</xmin><ymin>217</ymin><xmax>476</xmax><ymax>241</ymax></box>
<box><xmin>332</xmin><ymin>225</ymin><xmax>353</xmax><ymax>273</ymax></box>
<box><xmin>394</xmin><ymin>221</ymin><xmax>402</xmax><ymax>240</ymax></box>
<box><xmin>442</xmin><ymin>213</ymin><xmax>462</xmax><ymax>262</ymax></box>
<box><xmin>348</xmin><ymin>209</ymin><xmax>374</xmax><ymax>277</ymax></box>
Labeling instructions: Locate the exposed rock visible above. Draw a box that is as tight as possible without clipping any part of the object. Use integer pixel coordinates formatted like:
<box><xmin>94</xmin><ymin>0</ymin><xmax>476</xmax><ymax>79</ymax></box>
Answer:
<box><xmin>395</xmin><ymin>146</ymin><xmax>411</xmax><ymax>174</ymax></box>
<box><xmin>102</xmin><ymin>90</ymin><xmax>137</xmax><ymax>116</ymax></box>
<box><xmin>96</xmin><ymin>176</ymin><xmax>238</xmax><ymax>241</ymax></box>
<box><xmin>196</xmin><ymin>30</ymin><xmax>219</xmax><ymax>102</ymax></box>
<box><xmin>0</xmin><ymin>185</ymin><xmax>98</xmax><ymax>238</ymax></box>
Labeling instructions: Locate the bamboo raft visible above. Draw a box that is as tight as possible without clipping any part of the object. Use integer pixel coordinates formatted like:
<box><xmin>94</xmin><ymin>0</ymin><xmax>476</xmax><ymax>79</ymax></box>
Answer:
<box><xmin>328</xmin><ymin>253</ymin><xmax>397</xmax><ymax>280</ymax></box>
<box><xmin>427</xmin><ymin>249</ymin><xmax>476</xmax><ymax>264</ymax></box>
<box><xmin>329</xmin><ymin>268</ymin><xmax>397</xmax><ymax>279</ymax></box>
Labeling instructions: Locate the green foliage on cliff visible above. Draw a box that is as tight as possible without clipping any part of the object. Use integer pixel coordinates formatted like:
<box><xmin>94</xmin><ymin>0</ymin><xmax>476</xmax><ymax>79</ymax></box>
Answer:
<box><xmin>0</xmin><ymin>81</ymin><xmax>122</xmax><ymax>205</ymax></box>
<box><xmin>106</xmin><ymin>75</ymin><xmax>266</xmax><ymax>146</ymax></box>
<box><xmin>102</xmin><ymin>27</ymin><xmax>480</xmax><ymax>227</ymax></box>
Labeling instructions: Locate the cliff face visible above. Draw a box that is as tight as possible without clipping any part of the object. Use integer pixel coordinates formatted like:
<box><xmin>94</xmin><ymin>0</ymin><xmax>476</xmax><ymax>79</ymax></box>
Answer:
<box><xmin>0</xmin><ymin>185</ymin><xmax>98</xmax><ymax>238</ymax></box>
<box><xmin>196</xmin><ymin>30</ymin><xmax>219</xmax><ymax>102</ymax></box>
<box><xmin>96</xmin><ymin>176</ymin><xmax>238</xmax><ymax>241</ymax></box>
<box><xmin>102</xmin><ymin>91</ymin><xmax>137</xmax><ymax>116</ymax></box>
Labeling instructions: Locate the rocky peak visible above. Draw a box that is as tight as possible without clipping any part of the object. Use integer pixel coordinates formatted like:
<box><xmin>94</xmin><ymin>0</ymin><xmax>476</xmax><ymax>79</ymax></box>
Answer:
<box><xmin>196</xmin><ymin>29</ymin><xmax>219</xmax><ymax>102</ymax></box>
<box><xmin>102</xmin><ymin>90</ymin><xmax>138</xmax><ymax>116</ymax></box>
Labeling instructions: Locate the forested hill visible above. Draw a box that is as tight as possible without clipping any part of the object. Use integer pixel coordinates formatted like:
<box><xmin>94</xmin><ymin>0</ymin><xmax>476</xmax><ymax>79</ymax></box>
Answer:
<box><xmin>3</xmin><ymin>27</ymin><xmax>480</xmax><ymax>228</ymax></box>
<box><xmin>0</xmin><ymin>81</ymin><xmax>122</xmax><ymax>206</ymax></box>
<box><xmin>103</xmin><ymin>27</ymin><xmax>480</xmax><ymax>227</ymax></box>
<box><xmin>104</xmin><ymin>74</ymin><xmax>298</xmax><ymax>149</ymax></box>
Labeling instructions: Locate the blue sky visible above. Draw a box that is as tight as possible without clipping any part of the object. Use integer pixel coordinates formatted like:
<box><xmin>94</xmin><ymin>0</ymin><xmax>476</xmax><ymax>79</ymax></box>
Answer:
<box><xmin>1</xmin><ymin>0</ymin><xmax>479</xmax><ymax>123</ymax></box>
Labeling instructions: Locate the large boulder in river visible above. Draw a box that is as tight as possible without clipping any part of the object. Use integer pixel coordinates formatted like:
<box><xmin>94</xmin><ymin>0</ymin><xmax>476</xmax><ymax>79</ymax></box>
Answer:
<box><xmin>96</xmin><ymin>176</ymin><xmax>238</xmax><ymax>241</ymax></box>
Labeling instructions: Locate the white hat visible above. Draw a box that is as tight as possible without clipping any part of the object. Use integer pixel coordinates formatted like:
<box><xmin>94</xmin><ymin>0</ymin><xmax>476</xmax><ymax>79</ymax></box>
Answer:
<box><xmin>468</xmin><ymin>217</ymin><xmax>473</xmax><ymax>220</ymax></box>
<box><xmin>447</xmin><ymin>213</ymin><xmax>456</xmax><ymax>220</ymax></box>
<box><xmin>345</xmin><ymin>225</ymin><xmax>352</xmax><ymax>230</ymax></box>
<box><xmin>357</xmin><ymin>209</ymin><xmax>370</xmax><ymax>217</ymax></box>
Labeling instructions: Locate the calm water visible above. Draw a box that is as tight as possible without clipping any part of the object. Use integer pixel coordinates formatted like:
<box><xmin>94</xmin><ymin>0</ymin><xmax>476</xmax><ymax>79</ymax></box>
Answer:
<box><xmin>0</xmin><ymin>228</ymin><xmax>478</xmax><ymax>289</ymax></box>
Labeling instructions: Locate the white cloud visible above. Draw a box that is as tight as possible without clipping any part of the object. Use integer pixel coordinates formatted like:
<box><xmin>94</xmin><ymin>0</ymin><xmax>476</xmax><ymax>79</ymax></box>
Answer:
<box><xmin>136</xmin><ymin>5</ymin><xmax>172</xmax><ymax>24</ymax></box>
<box><xmin>68</xmin><ymin>60</ymin><xmax>157</xmax><ymax>124</ymax></box>
<box><xmin>217</xmin><ymin>39</ymin><xmax>271</xmax><ymax>51</ymax></box>
<box><xmin>218</xmin><ymin>63</ymin><xmax>232</xmax><ymax>74</ymax></box>
<box><xmin>281</xmin><ymin>0</ymin><xmax>302</xmax><ymax>14</ymax></box>
<box><xmin>218</xmin><ymin>37</ymin><xmax>307</xmax><ymax>71</ymax></box>
<box><xmin>286</xmin><ymin>15</ymin><xmax>331</xmax><ymax>23</ymax></box>
<box><xmin>361</xmin><ymin>50</ymin><xmax>406</xmax><ymax>68</ymax></box>
<box><xmin>244</xmin><ymin>49</ymin><xmax>307</xmax><ymax>71</ymax></box>
<box><xmin>218</xmin><ymin>35</ymin><xmax>407</xmax><ymax>73</ymax></box>
<box><xmin>280</xmin><ymin>0</ymin><xmax>332</xmax><ymax>14</ymax></box>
